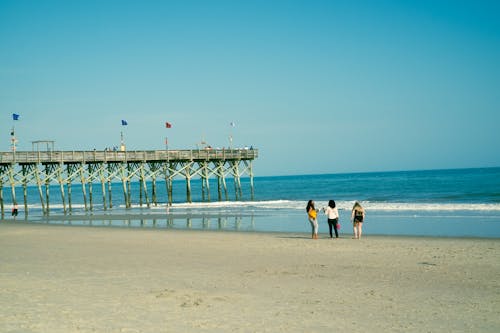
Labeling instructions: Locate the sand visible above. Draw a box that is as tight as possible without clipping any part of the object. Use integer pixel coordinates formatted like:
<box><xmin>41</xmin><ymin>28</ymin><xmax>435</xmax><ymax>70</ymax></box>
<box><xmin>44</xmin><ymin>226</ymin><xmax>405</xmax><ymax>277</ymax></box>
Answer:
<box><xmin>0</xmin><ymin>222</ymin><xmax>499</xmax><ymax>333</ymax></box>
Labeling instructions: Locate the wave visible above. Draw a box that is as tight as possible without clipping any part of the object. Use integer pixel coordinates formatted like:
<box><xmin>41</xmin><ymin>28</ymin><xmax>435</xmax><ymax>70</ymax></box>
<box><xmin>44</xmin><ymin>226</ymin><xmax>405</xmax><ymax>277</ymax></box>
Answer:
<box><xmin>162</xmin><ymin>200</ymin><xmax>500</xmax><ymax>212</ymax></box>
<box><xmin>8</xmin><ymin>200</ymin><xmax>500</xmax><ymax>214</ymax></box>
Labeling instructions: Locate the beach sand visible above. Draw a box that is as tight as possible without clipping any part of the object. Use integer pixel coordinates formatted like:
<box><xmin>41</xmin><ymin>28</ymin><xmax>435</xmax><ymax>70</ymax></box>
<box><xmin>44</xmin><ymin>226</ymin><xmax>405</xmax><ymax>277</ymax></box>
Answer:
<box><xmin>1</xmin><ymin>222</ymin><xmax>499</xmax><ymax>332</ymax></box>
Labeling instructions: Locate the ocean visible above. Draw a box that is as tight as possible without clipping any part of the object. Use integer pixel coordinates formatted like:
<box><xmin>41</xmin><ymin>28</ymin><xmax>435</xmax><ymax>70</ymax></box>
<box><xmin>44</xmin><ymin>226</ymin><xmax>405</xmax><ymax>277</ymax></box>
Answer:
<box><xmin>2</xmin><ymin>167</ymin><xmax>500</xmax><ymax>238</ymax></box>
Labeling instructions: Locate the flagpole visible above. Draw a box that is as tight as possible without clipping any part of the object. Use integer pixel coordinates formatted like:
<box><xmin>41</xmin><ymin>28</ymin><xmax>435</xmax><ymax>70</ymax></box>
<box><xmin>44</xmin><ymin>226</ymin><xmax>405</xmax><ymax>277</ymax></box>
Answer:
<box><xmin>120</xmin><ymin>131</ymin><xmax>126</xmax><ymax>151</ymax></box>
<box><xmin>120</xmin><ymin>120</ymin><xmax>127</xmax><ymax>151</ymax></box>
<box><xmin>10</xmin><ymin>127</ymin><xmax>16</xmax><ymax>152</ymax></box>
<box><xmin>164</xmin><ymin>122</ymin><xmax>172</xmax><ymax>210</ymax></box>
<box><xmin>11</xmin><ymin>113</ymin><xmax>19</xmax><ymax>153</ymax></box>
<box><xmin>165</xmin><ymin>121</ymin><xmax>171</xmax><ymax>152</ymax></box>
<box><xmin>229</xmin><ymin>122</ymin><xmax>235</xmax><ymax>149</ymax></box>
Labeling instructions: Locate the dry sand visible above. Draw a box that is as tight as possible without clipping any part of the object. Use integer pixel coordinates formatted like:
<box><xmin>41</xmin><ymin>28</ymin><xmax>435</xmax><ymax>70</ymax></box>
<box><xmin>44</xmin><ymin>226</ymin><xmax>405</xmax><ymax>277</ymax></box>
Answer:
<box><xmin>1</xmin><ymin>222</ymin><xmax>499</xmax><ymax>333</ymax></box>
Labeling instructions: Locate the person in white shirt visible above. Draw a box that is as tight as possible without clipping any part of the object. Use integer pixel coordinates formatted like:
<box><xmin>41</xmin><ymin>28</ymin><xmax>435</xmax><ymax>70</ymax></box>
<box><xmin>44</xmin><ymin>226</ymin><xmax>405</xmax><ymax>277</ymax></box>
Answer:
<box><xmin>324</xmin><ymin>200</ymin><xmax>339</xmax><ymax>238</ymax></box>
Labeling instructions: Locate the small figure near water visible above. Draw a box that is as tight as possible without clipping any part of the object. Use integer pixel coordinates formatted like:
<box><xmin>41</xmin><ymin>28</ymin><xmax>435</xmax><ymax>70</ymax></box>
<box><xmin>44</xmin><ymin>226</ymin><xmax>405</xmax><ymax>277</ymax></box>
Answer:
<box><xmin>306</xmin><ymin>200</ymin><xmax>319</xmax><ymax>239</ymax></box>
<box><xmin>323</xmin><ymin>199</ymin><xmax>340</xmax><ymax>238</ymax></box>
<box><xmin>351</xmin><ymin>201</ymin><xmax>365</xmax><ymax>239</ymax></box>
<box><xmin>11</xmin><ymin>203</ymin><xmax>18</xmax><ymax>218</ymax></box>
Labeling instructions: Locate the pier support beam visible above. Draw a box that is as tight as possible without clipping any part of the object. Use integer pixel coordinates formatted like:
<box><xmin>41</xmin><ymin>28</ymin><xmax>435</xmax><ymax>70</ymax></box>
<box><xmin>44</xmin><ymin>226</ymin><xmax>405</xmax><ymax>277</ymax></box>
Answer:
<box><xmin>34</xmin><ymin>166</ymin><xmax>45</xmax><ymax>214</ymax></box>
<box><xmin>99</xmin><ymin>166</ymin><xmax>107</xmax><ymax>210</ymax></box>
<box><xmin>0</xmin><ymin>172</ymin><xmax>4</xmax><ymax>218</ymax></box>
<box><xmin>79</xmin><ymin>165</ymin><xmax>88</xmax><ymax>211</ymax></box>
<box><xmin>57</xmin><ymin>164</ymin><xmax>66</xmax><ymax>214</ymax></box>
<box><xmin>21</xmin><ymin>164</ymin><xmax>31</xmax><ymax>216</ymax></box>
<box><xmin>185</xmin><ymin>163</ymin><xmax>192</xmax><ymax>203</ymax></box>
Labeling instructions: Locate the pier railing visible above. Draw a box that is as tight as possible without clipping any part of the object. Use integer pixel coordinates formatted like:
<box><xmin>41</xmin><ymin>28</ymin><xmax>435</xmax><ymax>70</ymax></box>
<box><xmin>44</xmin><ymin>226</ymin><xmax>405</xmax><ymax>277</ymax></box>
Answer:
<box><xmin>0</xmin><ymin>149</ymin><xmax>258</xmax><ymax>164</ymax></box>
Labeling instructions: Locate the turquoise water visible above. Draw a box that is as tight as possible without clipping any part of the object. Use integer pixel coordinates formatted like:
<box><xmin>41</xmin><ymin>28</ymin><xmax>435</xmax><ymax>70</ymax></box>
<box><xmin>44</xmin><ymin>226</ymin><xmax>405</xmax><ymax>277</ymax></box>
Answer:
<box><xmin>2</xmin><ymin>167</ymin><xmax>500</xmax><ymax>238</ymax></box>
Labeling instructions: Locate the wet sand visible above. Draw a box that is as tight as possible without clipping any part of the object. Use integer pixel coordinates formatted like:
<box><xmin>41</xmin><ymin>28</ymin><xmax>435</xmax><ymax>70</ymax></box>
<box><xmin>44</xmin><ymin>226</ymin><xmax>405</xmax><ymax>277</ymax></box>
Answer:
<box><xmin>1</xmin><ymin>222</ymin><xmax>499</xmax><ymax>332</ymax></box>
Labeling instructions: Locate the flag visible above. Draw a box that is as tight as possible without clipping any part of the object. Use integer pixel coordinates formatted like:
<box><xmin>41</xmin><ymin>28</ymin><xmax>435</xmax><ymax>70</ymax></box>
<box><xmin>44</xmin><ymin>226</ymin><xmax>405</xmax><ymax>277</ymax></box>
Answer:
<box><xmin>121</xmin><ymin>120</ymin><xmax>128</xmax><ymax>126</ymax></box>
<box><xmin>12</xmin><ymin>113</ymin><xmax>20</xmax><ymax>121</ymax></box>
<box><xmin>165</xmin><ymin>122</ymin><xmax>172</xmax><ymax>128</ymax></box>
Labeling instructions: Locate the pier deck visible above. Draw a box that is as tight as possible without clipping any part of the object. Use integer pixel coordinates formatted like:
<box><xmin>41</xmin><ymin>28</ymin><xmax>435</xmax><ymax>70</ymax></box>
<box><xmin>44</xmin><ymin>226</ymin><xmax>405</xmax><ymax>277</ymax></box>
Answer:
<box><xmin>0</xmin><ymin>149</ymin><xmax>257</xmax><ymax>164</ymax></box>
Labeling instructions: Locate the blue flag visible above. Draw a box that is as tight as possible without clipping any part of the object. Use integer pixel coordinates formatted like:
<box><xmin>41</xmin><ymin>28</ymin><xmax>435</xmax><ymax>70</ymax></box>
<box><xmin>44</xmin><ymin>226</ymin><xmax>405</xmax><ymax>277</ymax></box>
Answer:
<box><xmin>12</xmin><ymin>113</ymin><xmax>20</xmax><ymax>120</ymax></box>
<box><xmin>121</xmin><ymin>120</ymin><xmax>128</xmax><ymax>126</ymax></box>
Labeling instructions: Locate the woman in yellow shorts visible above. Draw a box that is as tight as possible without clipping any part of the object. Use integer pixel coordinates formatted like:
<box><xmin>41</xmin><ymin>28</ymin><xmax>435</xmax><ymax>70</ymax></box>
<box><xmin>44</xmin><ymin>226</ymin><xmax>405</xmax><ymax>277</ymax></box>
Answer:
<box><xmin>306</xmin><ymin>200</ymin><xmax>319</xmax><ymax>239</ymax></box>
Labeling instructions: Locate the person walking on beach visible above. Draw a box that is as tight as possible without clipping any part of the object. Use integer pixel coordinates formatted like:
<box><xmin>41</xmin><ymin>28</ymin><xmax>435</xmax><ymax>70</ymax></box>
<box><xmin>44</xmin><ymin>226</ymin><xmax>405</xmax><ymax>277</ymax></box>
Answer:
<box><xmin>11</xmin><ymin>203</ymin><xmax>18</xmax><ymax>218</ymax></box>
<box><xmin>306</xmin><ymin>200</ymin><xmax>319</xmax><ymax>239</ymax></box>
<box><xmin>323</xmin><ymin>199</ymin><xmax>339</xmax><ymax>238</ymax></box>
<box><xmin>351</xmin><ymin>201</ymin><xmax>365</xmax><ymax>239</ymax></box>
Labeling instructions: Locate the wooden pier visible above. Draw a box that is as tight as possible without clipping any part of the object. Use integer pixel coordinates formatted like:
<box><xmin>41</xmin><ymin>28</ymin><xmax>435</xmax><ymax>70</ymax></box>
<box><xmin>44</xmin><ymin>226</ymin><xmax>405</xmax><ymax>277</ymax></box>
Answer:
<box><xmin>0</xmin><ymin>149</ymin><xmax>258</xmax><ymax>216</ymax></box>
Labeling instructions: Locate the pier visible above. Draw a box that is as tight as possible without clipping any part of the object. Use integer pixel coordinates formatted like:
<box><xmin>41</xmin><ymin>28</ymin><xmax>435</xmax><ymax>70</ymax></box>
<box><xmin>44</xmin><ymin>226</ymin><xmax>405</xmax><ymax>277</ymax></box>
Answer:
<box><xmin>0</xmin><ymin>149</ymin><xmax>258</xmax><ymax>217</ymax></box>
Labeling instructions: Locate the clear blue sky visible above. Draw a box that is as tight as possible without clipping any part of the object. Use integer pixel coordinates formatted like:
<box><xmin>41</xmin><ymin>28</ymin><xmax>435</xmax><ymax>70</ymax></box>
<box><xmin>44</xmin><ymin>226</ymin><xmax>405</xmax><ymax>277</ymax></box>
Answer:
<box><xmin>1</xmin><ymin>0</ymin><xmax>499</xmax><ymax>176</ymax></box>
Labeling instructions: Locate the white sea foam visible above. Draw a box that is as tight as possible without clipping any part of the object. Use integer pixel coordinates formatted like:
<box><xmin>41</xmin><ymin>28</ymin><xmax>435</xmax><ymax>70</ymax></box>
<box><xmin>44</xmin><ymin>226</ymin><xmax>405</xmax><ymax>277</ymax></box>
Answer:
<box><xmin>162</xmin><ymin>200</ymin><xmax>500</xmax><ymax>212</ymax></box>
<box><xmin>11</xmin><ymin>200</ymin><xmax>500</xmax><ymax>214</ymax></box>
<box><xmin>360</xmin><ymin>202</ymin><xmax>500</xmax><ymax>212</ymax></box>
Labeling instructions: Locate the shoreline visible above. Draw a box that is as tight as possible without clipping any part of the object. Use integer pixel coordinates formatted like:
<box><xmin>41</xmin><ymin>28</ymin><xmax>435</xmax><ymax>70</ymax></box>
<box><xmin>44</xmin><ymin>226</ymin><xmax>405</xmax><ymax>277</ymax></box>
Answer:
<box><xmin>1</xmin><ymin>223</ymin><xmax>499</xmax><ymax>332</ymax></box>
<box><xmin>1</xmin><ymin>219</ymin><xmax>499</xmax><ymax>241</ymax></box>
<box><xmin>2</xmin><ymin>210</ymin><xmax>500</xmax><ymax>239</ymax></box>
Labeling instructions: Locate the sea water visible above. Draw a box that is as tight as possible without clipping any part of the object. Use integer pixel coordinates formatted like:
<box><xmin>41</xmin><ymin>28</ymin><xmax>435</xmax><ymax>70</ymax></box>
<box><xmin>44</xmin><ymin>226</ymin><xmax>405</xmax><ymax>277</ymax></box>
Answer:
<box><xmin>2</xmin><ymin>167</ymin><xmax>500</xmax><ymax>238</ymax></box>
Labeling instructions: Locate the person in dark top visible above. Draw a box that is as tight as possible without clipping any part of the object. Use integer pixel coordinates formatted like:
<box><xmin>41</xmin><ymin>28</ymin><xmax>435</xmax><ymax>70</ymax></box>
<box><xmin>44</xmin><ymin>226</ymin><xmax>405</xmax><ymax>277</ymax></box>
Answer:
<box><xmin>351</xmin><ymin>201</ymin><xmax>365</xmax><ymax>239</ymax></box>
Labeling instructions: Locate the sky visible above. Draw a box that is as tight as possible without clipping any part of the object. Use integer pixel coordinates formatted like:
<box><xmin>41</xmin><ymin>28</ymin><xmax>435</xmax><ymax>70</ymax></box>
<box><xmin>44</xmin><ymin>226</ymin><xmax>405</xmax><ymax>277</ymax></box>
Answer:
<box><xmin>1</xmin><ymin>0</ymin><xmax>499</xmax><ymax>176</ymax></box>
